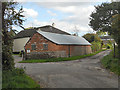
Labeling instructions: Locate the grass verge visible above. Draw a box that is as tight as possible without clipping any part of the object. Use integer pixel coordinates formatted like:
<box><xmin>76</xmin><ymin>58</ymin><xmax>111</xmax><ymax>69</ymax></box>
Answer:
<box><xmin>101</xmin><ymin>47</ymin><xmax>120</xmax><ymax>75</ymax></box>
<box><xmin>19</xmin><ymin>49</ymin><xmax>107</xmax><ymax>63</ymax></box>
<box><xmin>2</xmin><ymin>68</ymin><xmax>40</xmax><ymax>88</ymax></box>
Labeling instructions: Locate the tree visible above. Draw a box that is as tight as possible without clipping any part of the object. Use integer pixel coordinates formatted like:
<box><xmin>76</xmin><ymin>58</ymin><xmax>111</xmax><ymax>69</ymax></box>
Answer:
<box><xmin>73</xmin><ymin>26</ymin><xmax>79</xmax><ymax>36</ymax></box>
<box><xmin>96</xmin><ymin>31</ymin><xmax>107</xmax><ymax>36</ymax></box>
<box><xmin>2</xmin><ymin>1</ymin><xmax>24</xmax><ymax>70</ymax></box>
<box><xmin>111</xmin><ymin>14</ymin><xmax>120</xmax><ymax>44</ymax></box>
<box><xmin>111</xmin><ymin>14</ymin><xmax>120</xmax><ymax>59</ymax></box>
<box><xmin>89</xmin><ymin>2</ymin><xmax>120</xmax><ymax>33</ymax></box>
<box><xmin>83</xmin><ymin>33</ymin><xmax>101</xmax><ymax>43</ymax></box>
<box><xmin>89</xmin><ymin>2</ymin><xmax>120</xmax><ymax>59</ymax></box>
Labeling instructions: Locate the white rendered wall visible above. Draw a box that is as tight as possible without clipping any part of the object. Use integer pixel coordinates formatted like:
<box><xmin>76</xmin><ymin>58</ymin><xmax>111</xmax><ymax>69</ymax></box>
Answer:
<box><xmin>13</xmin><ymin>37</ymin><xmax>30</xmax><ymax>52</ymax></box>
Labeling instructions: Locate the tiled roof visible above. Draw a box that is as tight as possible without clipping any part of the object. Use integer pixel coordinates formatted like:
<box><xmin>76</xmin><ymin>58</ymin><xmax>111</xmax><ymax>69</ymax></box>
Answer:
<box><xmin>39</xmin><ymin>25</ymin><xmax>70</xmax><ymax>35</ymax></box>
<box><xmin>14</xmin><ymin>29</ymin><xmax>37</xmax><ymax>39</ymax></box>
<box><xmin>14</xmin><ymin>25</ymin><xmax>70</xmax><ymax>39</ymax></box>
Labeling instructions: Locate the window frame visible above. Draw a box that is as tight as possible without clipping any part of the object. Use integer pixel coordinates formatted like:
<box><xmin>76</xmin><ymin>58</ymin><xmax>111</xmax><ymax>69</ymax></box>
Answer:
<box><xmin>43</xmin><ymin>43</ymin><xmax>48</xmax><ymax>50</ymax></box>
<box><xmin>31</xmin><ymin>44</ymin><xmax>36</xmax><ymax>50</ymax></box>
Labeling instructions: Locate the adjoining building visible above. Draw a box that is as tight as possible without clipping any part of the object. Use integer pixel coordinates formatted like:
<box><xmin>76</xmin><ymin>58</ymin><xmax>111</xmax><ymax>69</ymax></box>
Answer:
<box><xmin>99</xmin><ymin>35</ymin><xmax>115</xmax><ymax>45</ymax></box>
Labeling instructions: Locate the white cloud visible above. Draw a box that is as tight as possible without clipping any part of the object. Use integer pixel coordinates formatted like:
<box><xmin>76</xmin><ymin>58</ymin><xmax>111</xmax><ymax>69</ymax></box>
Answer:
<box><xmin>47</xmin><ymin>10</ymin><xmax>57</xmax><ymax>16</ymax></box>
<box><xmin>23</xmin><ymin>8</ymin><xmax>38</xmax><ymax>18</ymax></box>
<box><xmin>49</xmin><ymin>19</ymin><xmax>93</xmax><ymax>34</ymax></box>
<box><xmin>60</xmin><ymin>5</ymin><xmax>95</xmax><ymax>26</ymax></box>
<box><xmin>24</xmin><ymin>19</ymin><xmax>50</xmax><ymax>28</ymax></box>
<box><xmin>55</xmin><ymin>6</ymin><xmax>76</xmax><ymax>13</ymax></box>
<box><xmin>40</xmin><ymin>4</ymin><xmax>95</xmax><ymax>35</ymax></box>
<box><xmin>23</xmin><ymin>19</ymin><xmax>93</xmax><ymax>36</ymax></box>
<box><xmin>22</xmin><ymin>2</ymin><xmax>96</xmax><ymax>36</ymax></box>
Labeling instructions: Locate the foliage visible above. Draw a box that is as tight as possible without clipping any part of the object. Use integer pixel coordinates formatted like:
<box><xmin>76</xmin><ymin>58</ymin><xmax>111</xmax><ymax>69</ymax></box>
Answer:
<box><xmin>2</xmin><ymin>1</ymin><xmax>24</xmax><ymax>70</ymax></box>
<box><xmin>19</xmin><ymin>49</ymin><xmax>106</xmax><ymax>63</ymax></box>
<box><xmin>83</xmin><ymin>33</ymin><xmax>101</xmax><ymax>43</ymax></box>
<box><xmin>111</xmin><ymin>14</ymin><xmax>120</xmax><ymax>44</ymax></box>
<box><xmin>91</xmin><ymin>41</ymin><xmax>102</xmax><ymax>52</ymax></box>
<box><xmin>105</xmin><ymin>40</ymin><xmax>113</xmax><ymax>49</ymax></box>
<box><xmin>101</xmin><ymin>47</ymin><xmax>120</xmax><ymax>75</ymax></box>
<box><xmin>2</xmin><ymin>68</ymin><xmax>40</xmax><ymax>88</ymax></box>
<box><xmin>89</xmin><ymin>2</ymin><xmax>120</xmax><ymax>59</ymax></box>
<box><xmin>89</xmin><ymin>2</ymin><xmax>120</xmax><ymax>33</ymax></box>
<box><xmin>111</xmin><ymin>14</ymin><xmax>120</xmax><ymax>59</ymax></box>
<box><xmin>19</xmin><ymin>51</ymin><xmax>24</xmax><ymax>57</ymax></box>
<box><xmin>96</xmin><ymin>31</ymin><xmax>107</xmax><ymax>36</ymax></box>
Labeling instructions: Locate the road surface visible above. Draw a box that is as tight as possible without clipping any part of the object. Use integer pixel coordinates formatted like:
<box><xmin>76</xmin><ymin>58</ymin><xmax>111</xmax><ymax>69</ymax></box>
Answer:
<box><xmin>15</xmin><ymin>50</ymin><xmax>118</xmax><ymax>88</ymax></box>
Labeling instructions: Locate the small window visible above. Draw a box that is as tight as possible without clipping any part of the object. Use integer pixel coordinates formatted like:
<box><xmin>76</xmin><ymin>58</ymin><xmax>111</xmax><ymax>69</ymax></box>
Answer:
<box><xmin>43</xmin><ymin>44</ymin><xmax>48</xmax><ymax>50</ymax></box>
<box><xmin>27</xmin><ymin>49</ymin><xmax>30</xmax><ymax>53</ymax></box>
<box><xmin>31</xmin><ymin>44</ymin><xmax>36</xmax><ymax>50</ymax></box>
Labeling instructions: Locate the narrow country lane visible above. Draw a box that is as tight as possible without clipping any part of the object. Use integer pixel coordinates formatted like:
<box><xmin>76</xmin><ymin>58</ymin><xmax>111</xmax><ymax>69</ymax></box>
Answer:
<box><xmin>14</xmin><ymin>50</ymin><xmax>118</xmax><ymax>88</ymax></box>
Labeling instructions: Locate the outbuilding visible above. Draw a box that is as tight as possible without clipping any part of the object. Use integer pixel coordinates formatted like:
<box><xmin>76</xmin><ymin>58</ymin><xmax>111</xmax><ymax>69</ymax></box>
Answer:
<box><xmin>24</xmin><ymin>30</ymin><xmax>92</xmax><ymax>60</ymax></box>
<box><xmin>13</xmin><ymin>25</ymin><xmax>70</xmax><ymax>53</ymax></box>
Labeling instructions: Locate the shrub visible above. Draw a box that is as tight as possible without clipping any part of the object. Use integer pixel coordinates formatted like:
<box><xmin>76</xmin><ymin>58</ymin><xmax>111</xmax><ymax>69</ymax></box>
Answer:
<box><xmin>106</xmin><ymin>45</ymin><xmax>110</xmax><ymax>49</ymax></box>
<box><xmin>105</xmin><ymin>41</ymin><xmax>113</xmax><ymax>49</ymax></box>
<box><xmin>19</xmin><ymin>50</ymin><xmax>24</xmax><ymax>57</ymax></box>
<box><xmin>19</xmin><ymin>52</ymin><xmax>22</xmax><ymax>57</ymax></box>
<box><xmin>83</xmin><ymin>33</ymin><xmax>102</xmax><ymax>43</ymax></box>
<box><xmin>101</xmin><ymin>47</ymin><xmax>120</xmax><ymax>75</ymax></box>
<box><xmin>91</xmin><ymin>41</ymin><xmax>101</xmax><ymax>52</ymax></box>
<box><xmin>2</xmin><ymin>68</ymin><xmax>40</xmax><ymax>88</ymax></box>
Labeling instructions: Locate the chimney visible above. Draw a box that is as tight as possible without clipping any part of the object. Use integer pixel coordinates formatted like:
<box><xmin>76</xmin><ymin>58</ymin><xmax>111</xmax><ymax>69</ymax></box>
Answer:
<box><xmin>52</xmin><ymin>23</ymin><xmax>55</xmax><ymax>27</ymax></box>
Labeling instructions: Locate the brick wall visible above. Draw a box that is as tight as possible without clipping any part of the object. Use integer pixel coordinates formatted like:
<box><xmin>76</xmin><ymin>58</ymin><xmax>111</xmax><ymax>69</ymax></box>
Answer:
<box><xmin>70</xmin><ymin>45</ymin><xmax>92</xmax><ymax>56</ymax></box>
<box><xmin>25</xmin><ymin>33</ymin><xmax>92</xmax><ymax>59</ymax></box>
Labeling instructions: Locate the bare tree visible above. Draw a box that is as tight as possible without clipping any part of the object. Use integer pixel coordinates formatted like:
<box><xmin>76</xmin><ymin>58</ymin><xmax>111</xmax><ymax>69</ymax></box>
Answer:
<box><xmin>73</xmin><ymin>25</ymin><xmax>79</xmax><ymax>36</ymax></box>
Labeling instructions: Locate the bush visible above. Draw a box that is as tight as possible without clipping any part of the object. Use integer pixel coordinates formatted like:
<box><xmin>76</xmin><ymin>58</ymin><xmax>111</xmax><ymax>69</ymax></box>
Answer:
<box><xmin>19</xmin><ymin>52</ymin><xmax>22</xmax><ymax>57</ymax></box>
<box><xmin>91</xmin><ymin>41</ymin><xmax>101</xmax><ymax>52</ymax></box>
<box><xmin>2</xmin><ymin>68</ymin><xmax>40</xmax><ymax>88</ymax></box>
<box><xmin>107</xmin><ymin>45</ymin><xmax>110</xmax><ymax>49</ymax></box>
<box><xmin>105</xmin><ymin>41</ymin><xmax>113</xmax><ymax>49</ymax></box>
<box><xmin>83</xmin><ymin>33</ymin><xmax>101</xmax><ymax>43</ymax></box>
<box><xmin>102</xmin><ymin>44</ymin><xmax>106</xmax><ymax>48</ymax></box>
<box><xmin>19</xmin><ymin>50</ymin><xmax>24</xmax><ymax>57</ymax></box>
<box><xmin>101</xmin><ymin>47</ymin><xmax>120</xmax><ymax>75</ymax></box>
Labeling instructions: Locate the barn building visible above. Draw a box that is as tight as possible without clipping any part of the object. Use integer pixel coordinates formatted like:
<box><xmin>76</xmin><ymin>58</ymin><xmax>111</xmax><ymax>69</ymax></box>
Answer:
<box><xmin>13</xmin><ymin>25</ymin><xmax>70</xmax><ymax>53</ymax></box>
<box><xmin>24</xmin><ymin>30</ymin><xmax>92</xmax><ymax>59</ymax></box>
<box><xmin>13</xmin><ymin>25</ymin><xmax>92</xmax><ymax>59</ymax></box>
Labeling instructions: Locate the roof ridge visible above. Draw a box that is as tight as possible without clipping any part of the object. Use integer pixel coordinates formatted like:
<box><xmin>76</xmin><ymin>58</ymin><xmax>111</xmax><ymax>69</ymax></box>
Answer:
<box><xmin>14</xmin><ymin>25</ymin><xmax>71</xmax><ymax>39</ymax></box>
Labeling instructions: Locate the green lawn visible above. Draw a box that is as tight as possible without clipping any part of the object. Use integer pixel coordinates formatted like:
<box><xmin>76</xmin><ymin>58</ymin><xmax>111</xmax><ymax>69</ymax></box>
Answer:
<box><xmin>101</xmin><ymin>47</ymin><xmax>120</xmax><ymax>75</ymax></box>
<box><xmin>19</xmin><ymin>49</ymin><xmax>107</xmax><ymax>63</ymax></box>
<box><xmin>2</xmin><ymin>68</ymin><xmax>40</xmax><ymax>88</ymax></box>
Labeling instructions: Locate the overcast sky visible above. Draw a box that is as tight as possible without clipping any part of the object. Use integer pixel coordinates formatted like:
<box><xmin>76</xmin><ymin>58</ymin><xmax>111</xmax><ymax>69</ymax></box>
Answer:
<box><xmin>13</xmin><ymin>0</ymin><xmax>111</xmax><ymax>36</ymax></box>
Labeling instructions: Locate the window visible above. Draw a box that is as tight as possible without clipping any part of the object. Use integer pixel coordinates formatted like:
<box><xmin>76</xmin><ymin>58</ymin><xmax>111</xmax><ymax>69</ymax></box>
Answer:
<box><xmin>43</xmin><ymin>44</ymin><xmax>48</xmax><ymax>50</ymax></box>
<box><xmin>31</xmin><ymin>44</ymin><xmax>36</xmax><ymax>50</ymax></box>
<box><xmin>27</xmin><ymin>49</ymin><xmax>30</xmax><ymax>53</ymax></box>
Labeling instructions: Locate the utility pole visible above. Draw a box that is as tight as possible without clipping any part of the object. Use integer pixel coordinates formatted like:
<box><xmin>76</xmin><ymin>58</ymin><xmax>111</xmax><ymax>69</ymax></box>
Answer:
<box><xmin>113</xmin><ymin>43</ymin><xmax>116</xmax><ymax>58</ymax></box>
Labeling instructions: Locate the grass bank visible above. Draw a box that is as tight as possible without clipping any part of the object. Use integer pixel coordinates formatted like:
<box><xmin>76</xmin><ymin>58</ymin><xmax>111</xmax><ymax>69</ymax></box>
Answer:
<box><xmin>19</xmin><ymin>49</ymin><xmax>107</xmax><ymax>63</ymax></box>
<box><xmin>101</xmin><ymin>47</ymin><xmax>120</xmax><ymax>75</ymax></box>
<box><xmin>2</xmin><ymin>68</ymin><xmax>40</xmax><ymax>88</ymax></box>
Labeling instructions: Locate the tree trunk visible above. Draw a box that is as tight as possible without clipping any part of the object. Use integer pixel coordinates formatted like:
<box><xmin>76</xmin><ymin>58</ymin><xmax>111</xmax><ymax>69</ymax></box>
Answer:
<box><xmin>2</xmin><ymin>2</ymin><xmax>14</xmax><ymax>70</ymax></box>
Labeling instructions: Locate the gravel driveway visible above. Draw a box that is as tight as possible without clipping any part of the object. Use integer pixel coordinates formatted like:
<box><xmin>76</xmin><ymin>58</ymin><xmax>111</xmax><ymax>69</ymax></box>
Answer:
<box><xmin>15</xmin><ymin>50</ymin><xmax>118</xmax><ymax>88</ymax></box>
